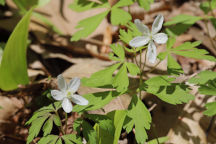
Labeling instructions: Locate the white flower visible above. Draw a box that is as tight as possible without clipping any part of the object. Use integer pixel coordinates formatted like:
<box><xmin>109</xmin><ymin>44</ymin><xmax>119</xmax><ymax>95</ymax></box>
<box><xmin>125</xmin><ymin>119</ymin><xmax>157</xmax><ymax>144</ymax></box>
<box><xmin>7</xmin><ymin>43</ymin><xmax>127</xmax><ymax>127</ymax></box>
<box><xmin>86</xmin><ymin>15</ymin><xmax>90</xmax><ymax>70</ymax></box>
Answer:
<box><xmin>129</xmin><ymin>14</ymin><xmax>168</xmax><ymax>64</ymax></box>
<box><xmin>51</xmin><ymin>74</ymin><xmax>89</xmax><ymax>113</ymax></box>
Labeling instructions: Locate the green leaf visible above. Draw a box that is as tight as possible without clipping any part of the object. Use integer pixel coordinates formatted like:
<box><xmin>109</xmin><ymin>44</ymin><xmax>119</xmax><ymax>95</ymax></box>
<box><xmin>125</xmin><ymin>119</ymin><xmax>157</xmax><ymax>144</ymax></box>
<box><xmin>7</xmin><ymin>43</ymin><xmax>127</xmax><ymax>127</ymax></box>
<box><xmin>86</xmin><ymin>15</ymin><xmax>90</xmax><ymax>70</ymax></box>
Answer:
<box><xmin>126</xmin><ymin>62</ymin><xmax>140</xmax><ymax>75</ymax></box>
<box><xmin>56</xmin><ymin>138</ymin><xmax>62</xmax><ymax>144</ymax></box>
<box><xmin>167</xmin><ymin>54</ymin><xmax>183</xmax><ymax>75</ymax></box>
<box><xmin>113</xmin><ymin>63</ymin><xmax>129</xmax><ymax>92</ymax></box>
<box><xmin>107</xmin><ymin>110</ymin><xmax>127</xmax><ymax>144</ymax></box>
<box><xmin>42</xmin><ymin>116</ymin><xmax>54</xmax><ymax>136</ymax></box>
<box><xmin>119</xmin><ymin>22</ymin><xmax>142</xmax><ymax>44</ymax></box>
<box><xmin>81</xmin><ymin>63</ymin><xmax>121</xmax><ymax>88</ymax></box>
<box><xmin>165</xmin><ymin>15</ymin><xmax>203</xmax><ymax>36</ymax></box>
<box><xmin>27</xmin><ymin>115</ymin><xmax>49</xmax><ymax>144</ymax></box>
<box><xmin>127</xmin><ymin>96</ymin><xmax>151</xmax><ymax>143</ymax></box>
<box><xmin>111</xmin><ymin>8</ymin><xmax>132</xmax><ymax>25</ymax></box>
<box><xmin>112</xmin><ymin>0</ymin><xmax>134</xmax><ymax>8</ymax></box>
<box><xmin>94</xmin><ymin>123</ymin><xmax>114</xmax><ymax>144</ymax></box>
<box><xmin>147</xmin><ymin>136</ymin><xmax>168</xmax><ymax>144</ymax></box>
<box><xmin>143</xmin><ymin>76</ymin><xmax>194</xmax><ymax>104</ymax></box>
<box><xmin>37</xmin><ymin>135</ymin><xmax>59</xmax><ymax>144</ymax></box>
<box><xmin>85</xmin><ymin>114</ymin><xmax>114</xmax><ymax>133</ymax></box>
<box><xmin>203</xmin><ymin>102</ymin><xmax>216</xmax><ymax>116</ymax></box>
<box><xmin>53</xmin><ymin>115</ymin><xmax>61</xmax><ymax>127</ymax></box>
<box><xmin>188</xmin><ymin>71</ymin><xmax>216</xmax><ymax>85</ymax></box>
<box><xmin>73</xmin><ymin>91</ymin><xmax>122</xmax><ymax>112</ymax></box>
<box><xmin>73</xmin><ymin>118</ymin><xmax>83</xmax><ymax>135</ymax></box>
<box><xmin>199</xmin><ymin>79</ymin><xmax>216</xmax><ymax>95</ymax></box>
<box><xmin>211</xmin><ymin>0</ymin><xmax>216</xmax><ymax>9</ymax></box>
<box><xmin>200</xmin><ymin>2</ymin><xmax>211</xmax><ymax>14</ymax></box>
<box><xmin>135</xmin><ymin>0</ymin><xmax>153</xmax><ymax>10</ymax></box>
<box><xmin>110</xmin><ymin>44</ymin><xmax>125</xmax><ymax>61</ymax></box>
<box><xmin>0</xmin><ymin>0</ymin><xmax>5</xmax><ymax>5</ymax></box>
<box><xmin>71</xmin><ymin>10</ymin><xmax>109</xmax><ymax>41</ymax></box>
<box><xmin>69</xmin><ymin>0</ymin><xmax>109</xmax><ymax>12</ymax></box>
<box><xmin>62</xmin><ymin>134</ymin><xmax>82</xmax><ymax>144</ymax></box>
<box><xmin>83</xmin><ymin>120</ymin><xmax>97</xmax><ymax>144</ymax></box>
<box><xmin>0</xmin><ymin>8</ymin><xmax>33</xmax><ymax>91</ymax></box>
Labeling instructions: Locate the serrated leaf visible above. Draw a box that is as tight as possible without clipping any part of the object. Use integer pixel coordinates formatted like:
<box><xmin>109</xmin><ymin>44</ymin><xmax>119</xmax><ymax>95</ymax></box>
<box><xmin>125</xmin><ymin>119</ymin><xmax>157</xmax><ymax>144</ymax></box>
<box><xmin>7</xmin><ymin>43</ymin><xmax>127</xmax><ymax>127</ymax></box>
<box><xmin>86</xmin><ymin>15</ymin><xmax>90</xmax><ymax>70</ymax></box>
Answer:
<box><xmin>73</xmin><ymin>91</ymin><xmax>122</xmax><ymax>112</ymax></box>
<box><xmin>73</xmin><ymin>118</ymin><xmax>83</xmax><ymax>135</ymax></box>
<box><xmin>85</xmin><ymin>114</ymin><xmax>114</xmax><ymax>133</ymax></box>
<box><xmin>203</xmin><ymin>102</ymin><xmax>216</xmax><ymax>116</ymax></box>
<box><xmin>112</xmin><ymin>0</ymin><xmax>133</xmax><ymax>8</ymax></box>
<box><xmin>62</xmin><ymin>134</ymin><xmax>82</xmax><ymax>144</ymax></box>
<box><xmin>37</xmin><ymin>135</ymin><xmax>59</xmax><ymax>144</ymax></box>
<box><xmin>69</xmin><ymin>0</ymin><xmax>109</xmax><ymax>12</ymax></box>
<box><xmin>147</xmin><ymin>136</ymin><xmax>168</xmax><ymax>144</ymax></box>
<box><xmin>136</xmin><ymin>0</ymin><xmax>153</xmax><ymax>10</ymax></box>
<box><xmin>82</xmin><ymin>120</ymin><xmax>97</xmax><ymax>144</ymax></box>
<box><xmin>188</xmin><ymin>71</ymin><xmax>216</xmax><ymax>85</ymax></box>
<box><xmin>172</xmin><ymin>41</ymin><xmax>216</xmax><ymax>61</ymax></box>
<box><xmin>27</xmin><ymin>115</ymin><xmax>49</xmax><ymax>144</ymax></box>
<box><xmin>81</xmin><ymin>63</ymin><xmax>121</xmax><ymax>88</ymax></box>
<box><xmin>199</xmin><ymin>79</ymin><xmax>216</xmax><ymax>95</ymax></box>
<box><xmin>123</xmin><ymin>116</ymin><xmax>134</xmax><ymax>133</ymax></box>
<box><xmin>56</xmin><ymin>138</ymin><xmax>62</xmax><ymax>144</ymax></box>
<box><xmin>167</xmin><ymin>54</ymin><xmax>183</xmax><ymax>75</ymax></box>
<box><xmin>119</xmin><ymin>22</ymin><xmax>142</xmax><ymax>44</ymax></box>
<box><xmin>0</xmin><ymin>0</ymin><xmax>5</xmax><ymax>5</ymax></box>
<box><xmin>127</xmin><ymin>96</ymin><xmax>151</xmax><ymax>143</ymax></box>
<box><xmin>53</xmin><ymin>115</ymin><xmax>61</xmax><ymax>127</ymax></box>
<box><xmin>110</xmin><ymin>44</ymin><xmax>125</xmax><ymax>61</ymax></box>
<box><xmin>0</xmin><ymin>8</ymin><xmax>33</xmax><ymax>91</ymax></box>
<box><xmin>43</xmin><ymin>116</ymin><xmax>54</xmax><ymax>136</ymax></box>
<box><xmin>107</xmin><ymin>110</ymin><xmax>127</xmax><ymax>144</ymax></box>
<box><xmin>71</xmin><ymin>10</ymin><xmax>109</xmax><ymax>41</ymax></box>
<box><xmin>143</xmin><ymin>76</ymin><xmax>194</xmax><ymax>104</ymax></box>
<box><xmin>111</xmin><ymin>8</ymin><xmax>132</xmax><ymax>25</ymax></box>
<box><xmin>113</xmin><ymin>63</ymin><xmax>129</xmax><ymax>92</ymax></box>
<box><xmin>126</xmin><ymin>62</ymin><xmax>140</xmax><ymax>75</ymax></box>
<box><xmin>165</xmin><ymin>15</ymin><xmax>203</xmax><ymax>36</ymax></box>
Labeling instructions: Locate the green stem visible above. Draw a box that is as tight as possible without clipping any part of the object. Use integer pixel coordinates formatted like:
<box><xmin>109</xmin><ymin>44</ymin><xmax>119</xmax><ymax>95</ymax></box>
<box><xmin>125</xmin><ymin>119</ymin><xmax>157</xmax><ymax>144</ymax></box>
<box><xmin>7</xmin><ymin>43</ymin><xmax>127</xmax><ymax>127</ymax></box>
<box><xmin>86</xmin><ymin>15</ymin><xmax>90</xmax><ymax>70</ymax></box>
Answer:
<box><xmin>55</xmin><ymin>110</ymin><xmax>65</xmax><ymax>135</ymax></box>
<box><xmin>204</xmin><ymin>17</ymin><xmax>216</xmax><ymax>50</ymax></box>
<box><xmin>148</xmin><ymin>60</ymin><xmax>162</xmax><ymax>73</ymax></box>
<box><xmin>139</xmin><ymin>49</ymin><xmax>143</xmax><ymax>99</ymax></box>
<box><xmin>65</xmin><ymin>112</ymin><xmax>68</xmax><ymax>134</ymax></box>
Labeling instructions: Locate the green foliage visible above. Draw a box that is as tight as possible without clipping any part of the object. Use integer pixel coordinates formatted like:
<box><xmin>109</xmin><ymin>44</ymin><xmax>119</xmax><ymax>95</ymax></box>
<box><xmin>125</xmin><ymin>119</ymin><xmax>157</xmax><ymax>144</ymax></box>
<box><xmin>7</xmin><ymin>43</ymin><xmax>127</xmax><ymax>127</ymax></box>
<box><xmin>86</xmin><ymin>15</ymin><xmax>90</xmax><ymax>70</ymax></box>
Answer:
<box><xmin>158</xmin><ymin>37</ymin><xmax>216</xmax><ymax>75</ymax></box>
<box><xmin>142</xmin><ymin>76</ymin><xmax>194</xmax><ymax>104</ymax></box>
<box><xmin>0</xmin><ymin>9</ymin><xmax>33</xmax><ymax>91</ymax></box>
<box><xmin>62</xmin><ymin>134</ymin><xmax>83</xmax><ymax>144</ymax></box>
<box><xmin>134</xmin><ymin>0</ymin><xmax>154</xmax><ymax>10</ymax></box>
<box><xmin>26</xmin><ymin>102</ymin><xmax>62</xmax><ymax>144</ymax></box>
<box><xmin>119</xmin><ymin>22</ymin><xmax>142</xmax><ymax>45</ymax></box>
<box><xmin>94</xmin><ymin>123</ymin><xmax>114</xmax><ymax>144</ymax></box>
<box><xmin>164</xmin><ymin>15</ymin><xmax>203</xmax><ymax>36</ymax></box>
<box><xmin>203</xmin><ymin>102</ymin><xmax>216</xmax><ymax>116</ymax></box>
<box><xmin>107</xmin><ymin>110</ymin><xmax>127</xmax><ymax>144</ymax></box>
<box><xmin>147</xmin><ymin>136</ymin><xmax>168</xmax><ymax>144</ymax></box>
<box><xmin>188</xmin><ymin>71</ymin><xmax>216</xmax><ymax>85</ymax></box>
<box><xmin>83</xmin><ymin>120</ymin><xmax>97</xmax><ymax>144</ymax></box>
<box><xmin>37</xmin><ymin>135</ymin><xmax>59</xmax><ymax>144</ymax></box>
<box><xmin>0</xmin><ymin>0</ymin><xmax>5</xmax><ymax>5</ymax></box>
<box><xmin>73</xmin><ymin>91</ymin><xmax>122</xmax><ymax>112</ymax></box>
<box><xmin>70</xmin><ymin>0</ymin><xmax>133</xmax><ymax>41</ymax></box>
<box><xmin>126</xmin><ymin>96</ymin><xmax>151</xmax><ymax>143</ymax></box>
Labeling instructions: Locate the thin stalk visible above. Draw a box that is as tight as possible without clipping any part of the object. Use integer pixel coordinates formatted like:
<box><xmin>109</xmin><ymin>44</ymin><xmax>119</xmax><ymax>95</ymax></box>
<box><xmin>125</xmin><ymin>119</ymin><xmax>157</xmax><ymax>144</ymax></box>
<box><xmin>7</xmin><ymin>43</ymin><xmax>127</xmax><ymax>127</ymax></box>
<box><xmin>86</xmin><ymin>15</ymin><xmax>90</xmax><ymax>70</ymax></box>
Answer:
<box><xmin>148</xmin><ymin>61</ymin><xmax>162</xmax><ymax>73</ymax></box>
<box><xmin>65</xmin><ymin>112</ymin><xmax>68</xmax><ymax>134</ymax></box>
<box><xmin>141</xmin><ymin>50</ymin><xmax>147</xmax><ymax>73</ymax></box>
<box><xmin>139</xmin><ymin>49</ymin><xmax>143</xmax><ymax>99</ymax></box>
<box><xmin>55</xmin><ymin>110</ymin><xmax>65</xmax><ymax>135</ymax></box>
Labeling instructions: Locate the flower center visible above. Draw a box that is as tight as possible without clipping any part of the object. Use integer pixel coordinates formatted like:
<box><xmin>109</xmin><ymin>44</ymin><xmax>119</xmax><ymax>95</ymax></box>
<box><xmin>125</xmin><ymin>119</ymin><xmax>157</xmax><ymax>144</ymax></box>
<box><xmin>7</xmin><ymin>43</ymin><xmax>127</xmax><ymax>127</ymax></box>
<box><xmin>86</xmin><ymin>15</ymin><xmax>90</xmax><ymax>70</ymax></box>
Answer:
<box><xmin>66</xmin><ymin>91</ymin><xmax>73</xmax><ymax>99</ymax></box>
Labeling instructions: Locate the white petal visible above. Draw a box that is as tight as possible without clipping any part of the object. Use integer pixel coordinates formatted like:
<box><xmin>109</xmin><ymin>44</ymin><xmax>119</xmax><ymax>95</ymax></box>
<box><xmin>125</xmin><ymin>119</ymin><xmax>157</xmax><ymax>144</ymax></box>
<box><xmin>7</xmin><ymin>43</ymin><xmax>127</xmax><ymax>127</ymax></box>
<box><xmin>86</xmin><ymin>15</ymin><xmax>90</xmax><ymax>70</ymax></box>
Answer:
<box><xmin>147</xmin><ymin>41</ymin><xmax>157</xmax><ymax>64</ymax></box>
<box><xmin>153</xmin><ymin>33</ymin><xmax>168</xmax><ymax>44</ymax></box>
<box><xmin>152</xmin><ymin>14</ymin><xmax>164</xmax><ymax>34</ymax></box>
<box><xmin>134</xmin><ymin>19</ymin><xmax>150</xmax><ymax>34</ymax></box>
<box><xmin>72</xmin><ymin>94</ymin><xmax>89</xmax><ymax>106</ymax></box>
<box><xmin>62</xmin><ymin>98</ymin><xmax>73</xmax><ymax>113</ymax></box>
<box><xmin>129</xmin><ymin>36</ymin><xmax>150</xmax><ymax>48</ymax></box>
<box><xmin>57</xmin><ymin>74</ymin><xmax>67</xmax><ymax>91</ymax></box>
<box><xmin>68</xmin><ymin>77</ymin><xmax>80</xmax><ymax>93</ymax></box>
<box><xmin>51</xmin><ymin>90</ymin><xmax>64</xmax><ymax>101</ymax></box>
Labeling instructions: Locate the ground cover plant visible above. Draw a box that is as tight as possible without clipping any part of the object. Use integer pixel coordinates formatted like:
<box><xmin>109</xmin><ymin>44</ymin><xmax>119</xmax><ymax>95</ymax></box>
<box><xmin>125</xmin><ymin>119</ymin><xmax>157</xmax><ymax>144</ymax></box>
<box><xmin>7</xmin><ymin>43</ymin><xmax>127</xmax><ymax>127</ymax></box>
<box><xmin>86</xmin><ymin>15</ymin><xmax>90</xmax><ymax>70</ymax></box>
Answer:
<box><xmin>0</xmin><ymin>0</ymin><xmax>216</xmax><ymax>144</ymax></box>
